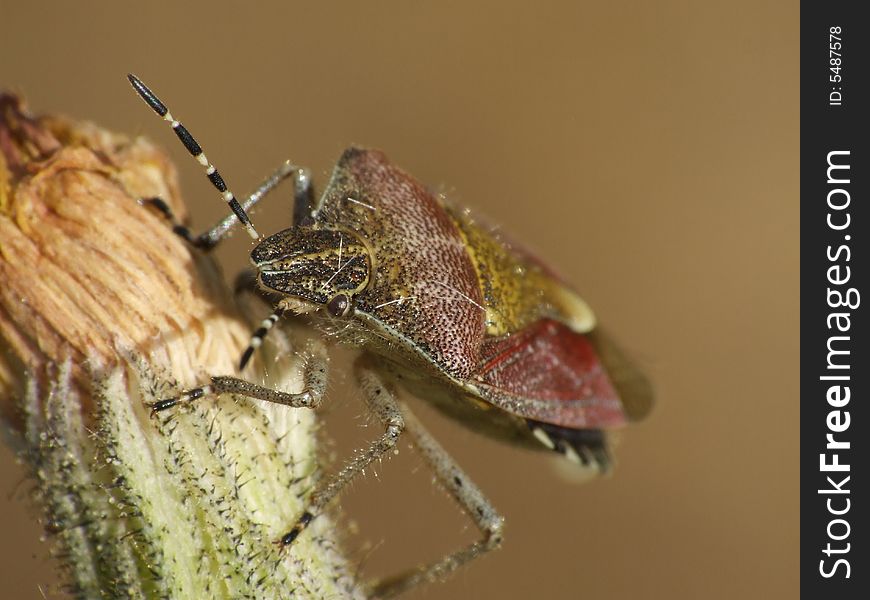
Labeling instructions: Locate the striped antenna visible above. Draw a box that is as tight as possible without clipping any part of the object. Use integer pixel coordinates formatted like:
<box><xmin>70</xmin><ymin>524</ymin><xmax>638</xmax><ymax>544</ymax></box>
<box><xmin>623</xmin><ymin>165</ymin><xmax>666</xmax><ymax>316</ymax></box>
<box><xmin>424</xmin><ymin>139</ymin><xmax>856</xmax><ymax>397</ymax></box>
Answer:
<box><xmin>127</xmin><ymin>74</ymin><xmax>260</xmax><ymax>240</ymax></box>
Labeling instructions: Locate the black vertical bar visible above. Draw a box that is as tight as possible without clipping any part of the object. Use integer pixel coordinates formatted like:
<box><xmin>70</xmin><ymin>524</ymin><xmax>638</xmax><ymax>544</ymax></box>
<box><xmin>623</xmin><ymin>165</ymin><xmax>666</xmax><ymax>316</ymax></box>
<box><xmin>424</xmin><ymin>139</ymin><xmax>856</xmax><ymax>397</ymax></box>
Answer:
<box><xmin>802</xmin><ymin>3</ymin><xmax>868</xmax><ymax>598</ymax></box>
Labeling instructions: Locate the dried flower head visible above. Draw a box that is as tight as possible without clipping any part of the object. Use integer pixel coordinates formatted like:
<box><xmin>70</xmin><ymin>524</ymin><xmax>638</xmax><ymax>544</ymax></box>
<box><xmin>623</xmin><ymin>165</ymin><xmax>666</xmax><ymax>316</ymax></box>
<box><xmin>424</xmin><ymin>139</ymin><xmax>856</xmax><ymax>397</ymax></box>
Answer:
<box><xmin>0</xmin><ymin>93</ymin><xmax>361</xmax><ymax>598</ymax></box>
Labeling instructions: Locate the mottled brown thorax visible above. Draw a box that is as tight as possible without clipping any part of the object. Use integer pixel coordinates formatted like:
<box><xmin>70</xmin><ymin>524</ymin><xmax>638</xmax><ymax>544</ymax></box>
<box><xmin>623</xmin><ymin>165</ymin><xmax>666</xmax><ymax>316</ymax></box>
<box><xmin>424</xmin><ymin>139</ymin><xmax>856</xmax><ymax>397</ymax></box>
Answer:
<box><xmin>315</xmin><ymin>149</ymin><xmax>486</xmax><ymax>378</ymax></box>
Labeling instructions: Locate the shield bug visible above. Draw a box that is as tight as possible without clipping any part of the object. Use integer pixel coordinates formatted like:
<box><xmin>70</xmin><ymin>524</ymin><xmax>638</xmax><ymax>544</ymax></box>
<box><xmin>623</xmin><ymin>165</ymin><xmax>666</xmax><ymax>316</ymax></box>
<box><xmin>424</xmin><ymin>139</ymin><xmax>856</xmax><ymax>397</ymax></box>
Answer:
<box><xmin>128</xmin><ymin>74</ymin><xmax>653</xmax><ymax>598</ymax></box>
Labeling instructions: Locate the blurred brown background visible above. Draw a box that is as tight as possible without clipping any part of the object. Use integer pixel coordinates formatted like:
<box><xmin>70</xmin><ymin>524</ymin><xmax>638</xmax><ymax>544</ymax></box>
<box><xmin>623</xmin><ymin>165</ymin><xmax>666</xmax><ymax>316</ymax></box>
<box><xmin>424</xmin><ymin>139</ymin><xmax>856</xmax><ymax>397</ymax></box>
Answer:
<box><xmin>0</xmin><ymin>1</ymin><xmax>798</xmax><ymax>599</ymax></box>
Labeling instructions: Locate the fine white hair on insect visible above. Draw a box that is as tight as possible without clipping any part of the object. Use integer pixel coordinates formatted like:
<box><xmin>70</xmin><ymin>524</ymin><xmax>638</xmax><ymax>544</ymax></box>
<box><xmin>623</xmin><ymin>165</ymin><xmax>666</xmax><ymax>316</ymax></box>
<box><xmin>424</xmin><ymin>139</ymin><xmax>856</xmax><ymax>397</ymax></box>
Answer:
<box><xmin>320</xmin><ymin>255</ymin><xmax>360</xmax><ymax>292</ymax></box>
<box><xmin>323</xmin><ymin>322</ymin><xmax>354</xmax><ymax>338</ymax></box>
<box><xmin>373</xmin><ymin>296</ymin><xmax>417</xmax><ymax>309</ymax></box>
<box><xmin>346</xmin><ymin>196</ymin><xmax>375</xmax><ymax>211</ymax></box>
<box><xmin>429</xmin><ymin>280</ymin><xmax>486</xmax><ymax>313</ymax></box>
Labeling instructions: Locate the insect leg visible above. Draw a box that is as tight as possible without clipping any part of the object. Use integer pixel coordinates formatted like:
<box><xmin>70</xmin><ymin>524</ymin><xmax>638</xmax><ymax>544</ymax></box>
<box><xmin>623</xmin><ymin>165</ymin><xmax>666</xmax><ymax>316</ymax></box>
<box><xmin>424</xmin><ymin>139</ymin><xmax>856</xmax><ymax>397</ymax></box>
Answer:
<box><xmin>368</xmin><ymin>404</ymin><xmax>504</xmax><ymax>599</ymax></box>
<box><xmin>196</xmin><ymin>162</ymin><xmax>310</xmax><ymax>249</ymax></box>
<box><xmin>290</xmin><ymin>166</ymin><xmax>315</xmax><ymax>227</ymax></box>
<box><xmin>277</xmin><ymin>362</ymin><xmax>405</xmax><ymax>547</ymax></box>
<box><xmin>127</xmin><ymin>74</ymin><xmax>260</xmax><ymax>240</ymax></box>
<box><xmin>141</xmin><ymin>161</ymin><xmax>311</xmax><ymax>250</ymax></box>
<box><xmin>148</xmin><ymin>344</ymin><xmax>328</xmax><ymax>413</ymax></box>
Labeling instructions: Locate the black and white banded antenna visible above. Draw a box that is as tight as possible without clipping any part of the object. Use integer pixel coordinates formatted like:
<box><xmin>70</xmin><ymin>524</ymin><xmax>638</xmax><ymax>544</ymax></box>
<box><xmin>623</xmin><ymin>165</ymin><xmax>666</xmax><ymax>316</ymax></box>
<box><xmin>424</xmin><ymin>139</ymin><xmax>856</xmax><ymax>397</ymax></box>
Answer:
<box><xmin>127</xmin><ymin>74</ymin><xmax>260</xmax><ymax>240</ymax></box>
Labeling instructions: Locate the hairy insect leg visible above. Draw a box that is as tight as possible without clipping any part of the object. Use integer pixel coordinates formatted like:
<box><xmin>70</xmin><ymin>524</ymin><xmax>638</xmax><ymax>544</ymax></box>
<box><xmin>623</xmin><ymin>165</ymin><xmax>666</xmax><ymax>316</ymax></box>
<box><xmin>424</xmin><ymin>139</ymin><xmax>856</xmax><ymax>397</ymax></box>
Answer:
<box><xmin>149</xmin><ymin>344</ymin><xmax>328</xmax><ymax>413</ymax></box>
<box><xmin>196</xmin><ymin>161</ymin><xmax>311</xmax><ymax>249</ymax></box>
<box><xmin>368</xmin><ymin>404</ymin><xmax>505</xmax><ymax>599</ymax></box>
<box><xmin>290</xmin><ymin>165</ymin><xmax>316</xmax><ymax>227</ymax></box>
<box><xmin>278</xmin><ymin>361</ymin><xmax>405</xmax><ymax>546</ymax></box>
<box><xmin>142</xmin><ymin>161</ymin><xmax>311</xmax><ymax>250</ymax></box>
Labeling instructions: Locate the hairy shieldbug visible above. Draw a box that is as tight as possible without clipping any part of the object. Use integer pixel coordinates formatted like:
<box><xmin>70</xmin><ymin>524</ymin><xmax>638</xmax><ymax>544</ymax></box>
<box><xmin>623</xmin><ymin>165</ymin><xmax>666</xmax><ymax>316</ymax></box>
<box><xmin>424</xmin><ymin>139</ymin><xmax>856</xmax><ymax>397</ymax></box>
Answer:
<box><xmin>128</xmin><ymin>74</ymin><xmax>653</xmax><ymax>598</ymax></box>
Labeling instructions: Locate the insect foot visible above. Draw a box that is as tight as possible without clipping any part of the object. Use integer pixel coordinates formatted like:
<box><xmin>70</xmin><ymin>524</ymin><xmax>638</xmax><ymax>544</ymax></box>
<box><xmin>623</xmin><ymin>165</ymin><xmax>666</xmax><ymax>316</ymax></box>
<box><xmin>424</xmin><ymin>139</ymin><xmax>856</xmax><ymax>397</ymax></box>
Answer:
<box><xmin>0</xmin><ymin>92</ymin><xmax>363</xmax><ymax>599</ymax></box>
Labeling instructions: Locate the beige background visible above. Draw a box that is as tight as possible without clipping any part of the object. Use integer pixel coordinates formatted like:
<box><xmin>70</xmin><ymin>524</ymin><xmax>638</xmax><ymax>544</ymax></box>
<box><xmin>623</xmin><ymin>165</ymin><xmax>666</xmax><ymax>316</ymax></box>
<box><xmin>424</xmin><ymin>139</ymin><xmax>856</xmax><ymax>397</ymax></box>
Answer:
<box><xmin>0</xmin><ymin>1</ymin><xmax>798</xmax><ymax>599</ymax></box>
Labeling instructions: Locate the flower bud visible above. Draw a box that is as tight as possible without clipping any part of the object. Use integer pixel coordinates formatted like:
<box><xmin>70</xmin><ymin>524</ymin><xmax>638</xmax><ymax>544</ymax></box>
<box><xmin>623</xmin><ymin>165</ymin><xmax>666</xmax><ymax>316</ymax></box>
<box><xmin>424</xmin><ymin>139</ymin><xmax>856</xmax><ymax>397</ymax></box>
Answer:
<box><xmin>0</xmin><ymin>93</ymin><xmax>360</xmax><ymax>598</ymax></box>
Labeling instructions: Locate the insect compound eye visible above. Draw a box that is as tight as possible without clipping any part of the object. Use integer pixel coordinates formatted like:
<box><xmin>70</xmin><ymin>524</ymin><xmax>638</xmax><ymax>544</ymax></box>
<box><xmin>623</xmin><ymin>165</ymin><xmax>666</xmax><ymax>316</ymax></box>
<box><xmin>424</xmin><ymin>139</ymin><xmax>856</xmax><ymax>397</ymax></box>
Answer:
<box><xmin>326</xmin><ymin>293</ymin><xmax>353</xmax><ymax>318</ymax></box>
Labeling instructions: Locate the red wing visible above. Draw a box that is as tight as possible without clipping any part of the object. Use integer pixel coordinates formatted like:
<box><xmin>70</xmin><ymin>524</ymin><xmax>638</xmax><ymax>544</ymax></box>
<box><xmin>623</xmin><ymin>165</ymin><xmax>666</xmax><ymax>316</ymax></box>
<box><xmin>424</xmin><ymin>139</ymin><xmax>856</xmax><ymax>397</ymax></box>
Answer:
<box><xmin>473</xmin><ymin>319</ymin><xmax>627</xmax><ymax>429</ymax></box>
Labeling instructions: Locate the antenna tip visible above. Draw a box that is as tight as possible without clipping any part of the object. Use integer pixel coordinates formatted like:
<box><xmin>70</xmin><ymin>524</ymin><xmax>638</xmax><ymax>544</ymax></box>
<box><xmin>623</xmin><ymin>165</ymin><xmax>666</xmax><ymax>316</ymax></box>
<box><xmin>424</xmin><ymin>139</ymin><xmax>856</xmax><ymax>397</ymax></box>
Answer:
<box><xmin>127</xmin><ymin>73</ymin><xmax>143</xmax><ymax>90</ymax></box>
<box><xmin>246</xmin><ymin>224</ymin><xmax>260</xmax><ymax>240</ymax></box>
